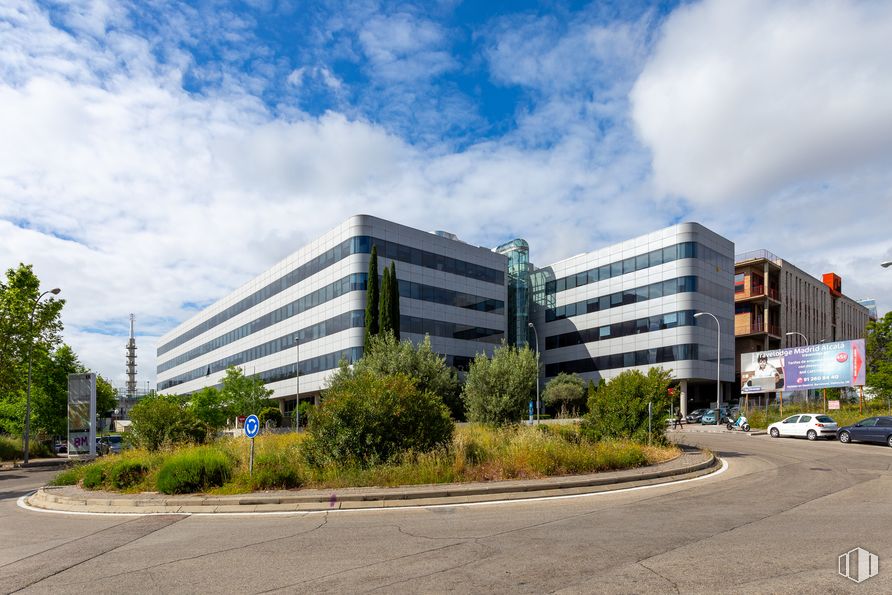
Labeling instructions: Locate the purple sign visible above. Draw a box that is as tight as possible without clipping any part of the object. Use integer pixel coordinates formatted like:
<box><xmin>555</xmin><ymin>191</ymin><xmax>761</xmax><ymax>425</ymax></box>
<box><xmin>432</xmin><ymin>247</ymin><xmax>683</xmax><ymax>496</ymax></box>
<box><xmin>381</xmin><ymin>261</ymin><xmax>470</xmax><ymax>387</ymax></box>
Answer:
<box><xmin>740</xmin><ymin>340</ymin><xmax>866</xmax><ymax>394</ymax></box>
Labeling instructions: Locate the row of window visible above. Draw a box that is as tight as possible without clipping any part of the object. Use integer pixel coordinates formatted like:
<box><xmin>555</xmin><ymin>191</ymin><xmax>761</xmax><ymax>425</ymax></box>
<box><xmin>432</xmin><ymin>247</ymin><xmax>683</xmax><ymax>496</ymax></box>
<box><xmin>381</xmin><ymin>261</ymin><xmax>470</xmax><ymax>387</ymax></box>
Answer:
<box><xmin>545</xmin><ymin>242</ymin><xmax>694</xmax><ymax>295</ymax></box>
<box><xmin>546</xmin><ymin>242</ymin><xmax>732</xmax><ymax>296</ymax></box>
<box><xmin>396</xmin><ymin>279</ymin><xmax>504</xmax><ymax>314</ymax></box>
<box><xmin>157</xmin><ymin>278</ymin><xmax>367</xmax><ymax>373</ymax></box>
<box><xmin>159</xmin><ymin>234</ymin><xmax>504</xmax><ymax>355</ymax></box>
<box><xmin>402</xmin><ymin>316</ymin><xmax>504</xmax><ymax>343</ymax></box>
<box><xmin>158</xmin><ymin>272</ymin><xmax>505</xmax><ymax>373</ymax></box>
<box><xmin>545</xmin><ymin>310</ymin><xmax>697</xmax><ymax>350</ymax></box>
<box><xmin>546</xmin><ymin>276</ymin><xmax>698</xmax><ymax>322</ymax></box>
<box><xmin>544</xmin><ymin>344</ymin><xmax>699</xmax><ymax>377</ymax></box>
<box><xmin>158</xmin><ymin>311</ymin><xmax>503</xmax><ymax>388</ymax></box>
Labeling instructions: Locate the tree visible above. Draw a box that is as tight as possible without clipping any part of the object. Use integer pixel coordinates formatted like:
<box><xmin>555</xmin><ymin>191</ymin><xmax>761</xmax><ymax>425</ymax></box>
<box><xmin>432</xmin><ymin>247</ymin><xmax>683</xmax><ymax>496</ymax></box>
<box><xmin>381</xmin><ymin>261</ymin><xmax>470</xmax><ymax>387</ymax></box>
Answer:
<box><xmin>32</xmin><ymin>344</ymin><xmax>83</xmax><ymax>437</ymax></box>
<box><xmin>220</xmin><ymin>366</ymin><xmax>273</xmax><ymax>417</ymax></box>
<box><xmin>582</xmin><ymin>368</ymin><xmax>673</xmax><ymax>444</ymax></box>
<box><xmin>96</xmin><ymin>375</ymin><xmax>118</xmax><ymax>418</ymax></box>
<box><xmin>129</xmin><ymin>393</ymin><xmax>205</xmax><ymax>451</ymax></box>
<box><xmin>379</xmin><ymin>264</ymin><xmax>393</xmax><ymax>336</ymax></box>
<box><xmin>866</xmin><ymin>312</ymin><xmax>892</xmax><ymax>407</ymax></box>
<box><xmin>364</xmin><ymin>245</ymin><xmax>379</xmax><ymax>351</ymax></box>
<box><xmin>0</xmin><ymin>264</ymin><xmax>65</xmax><ymax>433</ymax></box>
<box><xmin>463</xmin><ymin>341</ymin><xmax>538</xmax><ymax>425</ymax></box>
<box><xmin>543</xmin><ymin>373</ymin><xmax>586</xmax><ymax>416</ymax></box>
<box><xmin>327</xmin><ymin>333</ymin><xmax>463</xmax><ymax>419</ymax></box>
<box><xmin>187</xmin><ymin>386</ymin><xmax>228</xmax><ymax>431</ymax></box>
<box><xmin>390</xmin><ymin>262</ymin><xmax>400</xmax><ymax>340</ymax></box>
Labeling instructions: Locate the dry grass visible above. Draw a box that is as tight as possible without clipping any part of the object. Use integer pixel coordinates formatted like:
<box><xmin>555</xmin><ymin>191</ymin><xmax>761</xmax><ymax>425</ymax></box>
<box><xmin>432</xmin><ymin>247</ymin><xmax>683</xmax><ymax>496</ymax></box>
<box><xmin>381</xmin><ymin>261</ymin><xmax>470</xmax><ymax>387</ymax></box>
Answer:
<box><xmin>53</xmin><ymin>424</ymin><xmax>679</xmax><ymax>494</ymax></box>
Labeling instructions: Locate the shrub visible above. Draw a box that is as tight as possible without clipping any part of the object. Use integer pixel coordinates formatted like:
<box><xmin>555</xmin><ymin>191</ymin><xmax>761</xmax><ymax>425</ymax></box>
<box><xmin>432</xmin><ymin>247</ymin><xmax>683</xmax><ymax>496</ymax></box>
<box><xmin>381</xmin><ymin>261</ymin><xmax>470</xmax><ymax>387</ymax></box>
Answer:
<box><xmin>304</xmin><ymin>371</ymin><xmax>454</xmax><ymax>467</ymax></box>
<box><xmin>463</xmin><ymin>341</ymin><xmax>538</xmax><ymax>425</ymax></box>
<box><xmin>250</xmin><ymin>451</ymin><xmax>301</xmax><ymax>490</ymax></box>
<box><xmin>130</xmin><ymin>394</ymin><xmax>207</xmax><ymax>451</ymax></box>
<box><xmin>82</xmin><ymin>464</ymin><xmax>106</xmax><ymax>489</ymax></box>
<box><xmin>329</xmin><ymin>333</ymin><xmax>463</xmax><ymax>420</ymax></box>
<box><xmin>582</xmin><ymin>368</ymin><xmax>673</xmax><ymax>444</ymax></box>
<box><xmin>0</xmin><ymin>435</ymin><xmax>55</xmax><ymax>461</ymax></box>
<box><xmin>259</xmin><ymin>406</ymin><xmax>283</xmax><ymax>428</ymax></box>
<box><xmin>156</xmin><ymin>447</ymin><xmax>233</xmax><ymax>494</ymax></box>
<box><xmin>107</xmin><ymin>460</ymin><xmax>149</xmax><ymax>490</ymax></box>
<box><xmin>49</xmin><ymin>467</ymin><xmax>81</xmax><ymax>486</ymax></box>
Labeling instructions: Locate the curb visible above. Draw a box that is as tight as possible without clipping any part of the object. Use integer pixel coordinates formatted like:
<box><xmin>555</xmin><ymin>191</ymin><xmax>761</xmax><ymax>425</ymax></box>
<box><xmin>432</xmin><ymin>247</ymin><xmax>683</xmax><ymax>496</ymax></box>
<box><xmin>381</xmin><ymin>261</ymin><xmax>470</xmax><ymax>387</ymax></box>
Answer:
<box><xmin>1</xmin><ymin>459</ymin><xmax>69</xmax><ymax>472</ymax></box>
<box><xmin>25</xmin><ymin>451</ymin><xmax>719</xmax><ymax>514</ymax></box>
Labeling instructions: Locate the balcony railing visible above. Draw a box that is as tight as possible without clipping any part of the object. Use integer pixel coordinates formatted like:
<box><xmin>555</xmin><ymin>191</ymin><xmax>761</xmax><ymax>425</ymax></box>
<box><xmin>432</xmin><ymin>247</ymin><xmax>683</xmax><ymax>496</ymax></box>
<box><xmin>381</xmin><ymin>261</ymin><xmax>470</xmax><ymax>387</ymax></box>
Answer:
<box><xmin>736</xmin><ymin>285</ymin><xmax>779</xmax><ymax>300</ymax></box>
<box><xmin>743</xmin><ymin>322</ymin><xmax>781</xmax><ymax>336</ymax></box>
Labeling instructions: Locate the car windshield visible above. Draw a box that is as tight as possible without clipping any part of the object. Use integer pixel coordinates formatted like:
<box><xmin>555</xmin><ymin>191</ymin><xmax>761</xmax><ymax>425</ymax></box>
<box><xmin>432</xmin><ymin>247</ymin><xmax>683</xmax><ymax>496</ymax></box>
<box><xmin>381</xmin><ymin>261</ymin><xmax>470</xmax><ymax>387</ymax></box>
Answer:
<box><xmin>816</xmin><ymin>416</ymin><xmax>835</xmax><ymax>423</ymax></box>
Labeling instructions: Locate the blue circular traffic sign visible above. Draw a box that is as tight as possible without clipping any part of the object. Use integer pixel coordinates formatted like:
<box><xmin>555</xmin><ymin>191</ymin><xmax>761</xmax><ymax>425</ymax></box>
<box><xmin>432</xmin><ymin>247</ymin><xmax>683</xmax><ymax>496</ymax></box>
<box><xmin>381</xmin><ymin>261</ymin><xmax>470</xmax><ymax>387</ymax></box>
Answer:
<box><xmin>244</xmin><ymin>414</ymin><xmax>260</xmax><ymax>438</ymax></box>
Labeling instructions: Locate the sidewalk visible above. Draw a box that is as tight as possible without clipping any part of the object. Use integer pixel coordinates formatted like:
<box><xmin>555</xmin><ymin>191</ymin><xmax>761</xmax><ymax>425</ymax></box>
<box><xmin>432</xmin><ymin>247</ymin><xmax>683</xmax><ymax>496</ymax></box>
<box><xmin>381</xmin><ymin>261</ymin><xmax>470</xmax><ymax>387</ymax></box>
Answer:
<box><xmin>1</xmin><ymin>457</ymin><xmax>69</xmax><ymax>472</ymax></box>
<box><xmin>26</xmin><ymin>448</ymin><xmax>718</xmax><ymax>514</ymax></box>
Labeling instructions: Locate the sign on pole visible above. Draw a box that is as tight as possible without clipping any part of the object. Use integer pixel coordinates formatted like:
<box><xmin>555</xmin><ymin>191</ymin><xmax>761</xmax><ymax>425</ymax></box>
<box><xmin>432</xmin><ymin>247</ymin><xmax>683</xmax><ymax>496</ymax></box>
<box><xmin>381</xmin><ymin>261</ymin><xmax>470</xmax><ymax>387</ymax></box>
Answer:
<box><xmin>828</xmin><ymin>400</ymin><xmax>841</xmax><ymax>410</ymax></box>
<box><xmin>68</xmin><ymin>373</ymin><xmax>96</xmax><ymax>458</ymax></box>
<box><xmin>244</xmin><ymin>414</ymin><xmax>260</xmax><ymax>475</ymax></box>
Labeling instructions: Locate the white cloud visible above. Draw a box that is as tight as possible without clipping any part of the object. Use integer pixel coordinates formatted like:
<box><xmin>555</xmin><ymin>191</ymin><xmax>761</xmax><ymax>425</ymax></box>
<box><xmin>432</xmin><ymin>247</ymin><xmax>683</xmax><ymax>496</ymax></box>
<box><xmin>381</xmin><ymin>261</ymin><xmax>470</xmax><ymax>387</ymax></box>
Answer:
<box><xmin>631</xmin><ymin>0</ymin><xmax>892</xmax><ymax>203</ymax></box>
<box><xmin>358</xmin><ymin>12</ymin><xmax>455</xmax><ymax>81</ymax></box>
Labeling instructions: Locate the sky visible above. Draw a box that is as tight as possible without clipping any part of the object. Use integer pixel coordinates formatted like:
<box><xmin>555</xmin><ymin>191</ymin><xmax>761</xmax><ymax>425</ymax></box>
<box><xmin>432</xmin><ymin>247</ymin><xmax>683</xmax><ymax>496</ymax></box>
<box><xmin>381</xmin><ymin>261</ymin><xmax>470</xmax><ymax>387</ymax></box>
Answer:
<box><xmin>2</xmin><ymin>0</ymin><xmax>891</xmax><ymax>390</ymax></box>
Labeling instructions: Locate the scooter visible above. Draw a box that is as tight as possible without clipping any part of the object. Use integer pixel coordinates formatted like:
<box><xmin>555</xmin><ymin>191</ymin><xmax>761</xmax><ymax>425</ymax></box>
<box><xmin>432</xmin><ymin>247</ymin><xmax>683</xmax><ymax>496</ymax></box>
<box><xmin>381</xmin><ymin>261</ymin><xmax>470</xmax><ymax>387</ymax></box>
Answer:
<box><xmin>727</xmin><ymin>415</ymin><xmax>750</xmax><ymax>432</ymax></box>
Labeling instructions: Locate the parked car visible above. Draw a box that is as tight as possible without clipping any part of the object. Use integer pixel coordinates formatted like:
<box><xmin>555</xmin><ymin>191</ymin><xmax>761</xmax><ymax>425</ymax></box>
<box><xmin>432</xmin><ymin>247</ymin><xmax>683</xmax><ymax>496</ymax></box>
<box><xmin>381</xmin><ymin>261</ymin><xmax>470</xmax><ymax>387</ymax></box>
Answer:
<box><xmin>97</xmin><ymin>435</ymin><xmax>124</xmax><ymax>455</ymax></box>
<box><xmin>837</xmin><ymin>416</ymin><xmax>892</xmax><ymax>448</ymax></box>
<box><xmin>700</xmin><ymin>408</ymin><xmax>731</xmax><ymax>425</ymax></box>
<box><xmin>686</xmin><ymin>409</ymin><xmax>708</xmax><ymax>423</ymax></box>
<box><xmin>53</xmin><ymin>440</ymin><xmax>67</xmax><ymax>454</ymax></box>
<box><xmin>768</xmin><ymin>414</ymin><xmax>838</xmax><ymax>440</ymax></box>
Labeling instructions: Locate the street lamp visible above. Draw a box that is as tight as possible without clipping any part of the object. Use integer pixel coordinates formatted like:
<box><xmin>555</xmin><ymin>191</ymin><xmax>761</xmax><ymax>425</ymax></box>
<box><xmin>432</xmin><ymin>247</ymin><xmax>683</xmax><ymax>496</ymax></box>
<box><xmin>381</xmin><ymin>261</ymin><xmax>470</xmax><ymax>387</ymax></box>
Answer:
<box><xmin>785</xmin><ymin>331</ymin><xmax>809</xmax><ymax>346</ymax></box>
<box><xmin>693</xmin><ymin>312</ymin><xmax>721</xmax><ymax>425</ymax></box>
<box><xmin>528</xmin><ymin>322</ymin><xmax>540</xmax><ymax>424</ymax></box>
<box><xmin>294</xmin><ymin>332</ymin><xmax>300</xmax><ymax>432</ymax></box>
<box><xmin>25</xmin><ymin>287</ymin><xmax>61</xmax><ymax>464</ymax></box>
<box><xmin>881</xmin><ymin>261</ymin><xmax>892</xmax><ymax>268</ymax></box>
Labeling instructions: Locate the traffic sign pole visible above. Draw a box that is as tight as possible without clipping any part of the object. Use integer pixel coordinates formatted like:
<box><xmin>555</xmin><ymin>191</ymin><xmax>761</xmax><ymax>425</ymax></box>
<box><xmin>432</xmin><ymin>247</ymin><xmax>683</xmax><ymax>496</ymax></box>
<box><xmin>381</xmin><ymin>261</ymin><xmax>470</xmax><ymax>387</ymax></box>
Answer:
<box><xmin>244</xmin><ymin>414</ymin><xmax>260</xmax><ymax>477</ymax></box>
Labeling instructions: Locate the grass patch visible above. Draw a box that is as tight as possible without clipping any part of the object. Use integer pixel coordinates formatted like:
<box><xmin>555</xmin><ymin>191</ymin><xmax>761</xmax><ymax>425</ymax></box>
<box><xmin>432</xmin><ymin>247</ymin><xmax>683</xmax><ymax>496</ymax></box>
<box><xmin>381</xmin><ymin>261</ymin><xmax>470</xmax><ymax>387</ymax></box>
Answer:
<box><xmin>48</xmin><ymin>424</ymin><xmax>679</xmax><ymax>495</ymax></box>
<box><xmin>0</xmin><ymin>436</ymin><xmax>55</xmax><ymax>461</ymax></box>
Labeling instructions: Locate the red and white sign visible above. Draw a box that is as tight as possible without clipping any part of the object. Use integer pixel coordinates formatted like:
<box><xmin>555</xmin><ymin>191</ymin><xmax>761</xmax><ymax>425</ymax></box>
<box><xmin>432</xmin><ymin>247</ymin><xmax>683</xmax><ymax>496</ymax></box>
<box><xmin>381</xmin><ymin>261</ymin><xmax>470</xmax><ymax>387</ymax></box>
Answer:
<box><xmin>828</xmin><ymin>400</ymin><xmax>840</xmax><ymax>410</ymax></box>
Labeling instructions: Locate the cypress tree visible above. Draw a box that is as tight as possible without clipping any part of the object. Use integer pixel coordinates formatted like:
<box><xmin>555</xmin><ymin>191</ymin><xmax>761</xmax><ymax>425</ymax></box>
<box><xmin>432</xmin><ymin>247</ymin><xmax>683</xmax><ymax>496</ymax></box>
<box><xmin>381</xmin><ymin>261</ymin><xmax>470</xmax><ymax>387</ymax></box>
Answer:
<box><xmin>364</xmin><ymin>245</ymin><xmax>379</xmax><ymax>352</ymax></box>
<box><xmin>390</xmin><ymin>261</ymin><xmax>400</xmax><ymax>340</ymax></box>
<box><xmin>380</xmin><ymin>264</ymin><xmax>393</xmax><ymax>336</ymax></box>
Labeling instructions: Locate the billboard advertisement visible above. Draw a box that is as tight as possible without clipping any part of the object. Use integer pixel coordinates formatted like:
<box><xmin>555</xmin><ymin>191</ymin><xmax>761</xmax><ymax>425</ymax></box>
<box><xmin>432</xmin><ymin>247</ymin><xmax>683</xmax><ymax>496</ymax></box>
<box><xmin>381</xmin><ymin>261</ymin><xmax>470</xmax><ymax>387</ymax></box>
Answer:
<box><xmin>740</xmin><ymin>339</ymin><xmax>866</xmax><ymax>394</ymax></box>
<box><xmin>68</xmin><ymin>373</ymin><xmax>96</xmax><ymax>456</ymax></box>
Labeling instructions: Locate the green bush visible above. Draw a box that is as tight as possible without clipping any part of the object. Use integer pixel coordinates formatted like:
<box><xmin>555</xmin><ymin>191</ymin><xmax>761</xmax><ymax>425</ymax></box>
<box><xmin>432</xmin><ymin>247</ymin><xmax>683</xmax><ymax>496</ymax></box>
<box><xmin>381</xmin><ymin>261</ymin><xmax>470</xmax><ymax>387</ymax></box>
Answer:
<box><xmin>0</xmin><ymin>435</ymin><xmax>55</xmax><ymax>461</ymax></box>
<box><xmin>82</xmin><ymin>464</ymin><xmax>106</xmax><ymax>489</ymax></box>
<box><xmin>49</xmin><ymin>467</ymin><xmax>81</xmax><ymax>486</ymax></box>
<box><xmin>543</xmin><ymin>373</ymin><xmax>587</xmax><ymax>416</ymax></box>
<box><xmin>258</xmin><ymin>406</ymin><xmax>283</xmax><ymax>428</ymax></box>
<box><xmin>129</xmin><ymin>394</ymin><xmax>208</xmax><ymax>451</ymax></box>
<box><xmin>107</xmin><ymin>460</ymin><xmax>149</xmax><ymax>490</ymax></box>
<box><xmin>463</xmin><ymin>341</ymin><xmax>538</xmax><ymax>426</ymax></box>
<box><xmin>304</xmin><ymin>371</ymin><xmax>454</xmax><ymax>467</ymax></box>
<box><xmin>156</xmin><ymin>448</ymin><xmax>233</xmax><ymax>494</ymax></box>
<box><xmin>250</xmin><ymin>451</ymin><xmax>301</xmax><ymax>490</ymax></box>
<box><xmin>582</xmin><ymin>368</ymin><xmax>673</xmax><ymax>444</ymax></box>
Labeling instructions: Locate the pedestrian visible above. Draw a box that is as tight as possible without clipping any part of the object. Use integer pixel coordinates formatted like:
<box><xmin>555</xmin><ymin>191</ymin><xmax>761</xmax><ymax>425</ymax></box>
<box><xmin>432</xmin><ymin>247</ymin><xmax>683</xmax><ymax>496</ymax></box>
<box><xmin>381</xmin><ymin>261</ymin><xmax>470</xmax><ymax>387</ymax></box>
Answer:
<box><xmin>673</xmin><ymin>410</ymin><xmax>685</xmax><ymax>429</ymax></box>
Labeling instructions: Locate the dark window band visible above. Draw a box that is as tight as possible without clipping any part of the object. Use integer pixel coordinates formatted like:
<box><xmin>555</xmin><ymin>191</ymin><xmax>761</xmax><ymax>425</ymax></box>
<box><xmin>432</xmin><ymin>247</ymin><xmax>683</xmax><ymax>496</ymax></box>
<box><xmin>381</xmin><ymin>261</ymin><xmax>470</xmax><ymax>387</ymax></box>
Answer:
<box><xmin>545</xmin><ymin>242</ymin><xmax>729</xmax><ymax>296</ymax></box>
<box><xmin>158</xmin><ymin>313</ymin><xmax>504</xmax><ymax>390</ymax></box>
<box><xmin>546</xmin><ymin>276</ymin><xmax>698</xmax><ymax>322</ymax></box>
<box><xmin>544</xmin><ymin>343</ymin><xmax>699</xmax><ymax>377</ymax></box>
<box><xmin>159</xmin><ymin>235</ymin><xmax>505</xmax><ymax>355</ymax></box>
<box><xmin>545</xmin><ymin>310</ymin><xmax>696</xmax><ymax>350</ymax></box>
<box><xmin>158</xmin><ymin>272</ymin><xmax>505</xmax><ymax>373</ymax></box>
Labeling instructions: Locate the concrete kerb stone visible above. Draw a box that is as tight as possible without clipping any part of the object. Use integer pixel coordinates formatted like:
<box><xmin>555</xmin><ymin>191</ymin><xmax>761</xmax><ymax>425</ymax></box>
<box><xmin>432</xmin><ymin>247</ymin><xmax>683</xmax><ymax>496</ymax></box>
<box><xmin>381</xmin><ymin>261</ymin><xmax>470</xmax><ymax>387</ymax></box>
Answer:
<box><xmin>26</xmin><ymin>449</ymin><xmax>718</xmax><ymax>514</ymax></box>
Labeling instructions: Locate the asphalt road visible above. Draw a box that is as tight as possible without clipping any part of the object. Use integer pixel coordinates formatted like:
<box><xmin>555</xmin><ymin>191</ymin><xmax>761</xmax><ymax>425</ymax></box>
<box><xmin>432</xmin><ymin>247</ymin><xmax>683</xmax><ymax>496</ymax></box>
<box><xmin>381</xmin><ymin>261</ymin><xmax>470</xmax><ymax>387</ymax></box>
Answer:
<box><xmin>2</xmin><ymin>432</ymin><xmax>890</xmax><ymax>594</ymax></box>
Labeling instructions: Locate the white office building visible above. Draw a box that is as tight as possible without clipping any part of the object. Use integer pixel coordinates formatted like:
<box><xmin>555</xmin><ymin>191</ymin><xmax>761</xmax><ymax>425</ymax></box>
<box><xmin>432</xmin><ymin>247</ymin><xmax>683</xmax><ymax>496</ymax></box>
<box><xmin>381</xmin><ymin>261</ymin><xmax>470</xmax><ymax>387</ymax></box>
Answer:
<box><xmin>156</xmin><ymin>215</ymin><xmax>508</xmax><ymax>416</ymax></box>
<box><xmin>157</xmin><ymin>217</ymin><xmax>736</xmax><ymax>416</ymax></box>
<box><xmin>531</xmin><ymin>223</ymin><xmax>735</xmax><ymax>414</ymax></box>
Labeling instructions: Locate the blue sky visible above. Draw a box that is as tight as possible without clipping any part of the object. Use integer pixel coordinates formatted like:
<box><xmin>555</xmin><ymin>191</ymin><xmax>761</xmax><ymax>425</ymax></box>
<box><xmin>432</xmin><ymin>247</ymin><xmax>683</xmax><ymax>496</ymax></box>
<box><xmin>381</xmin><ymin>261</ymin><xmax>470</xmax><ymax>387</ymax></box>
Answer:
<box><xmin>2</xmin><ymin>0</ymin><xmax>891</xmax><ymax>387</ymax></box>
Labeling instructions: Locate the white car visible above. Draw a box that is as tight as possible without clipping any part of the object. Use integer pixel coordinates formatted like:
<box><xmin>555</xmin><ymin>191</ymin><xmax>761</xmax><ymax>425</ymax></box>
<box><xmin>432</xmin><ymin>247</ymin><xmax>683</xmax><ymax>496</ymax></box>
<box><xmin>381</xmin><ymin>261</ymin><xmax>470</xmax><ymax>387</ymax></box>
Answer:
<box><xmin>768</xmin><ymin>413</ymin><xmax>838</xmax><ymax>441</ymax></box>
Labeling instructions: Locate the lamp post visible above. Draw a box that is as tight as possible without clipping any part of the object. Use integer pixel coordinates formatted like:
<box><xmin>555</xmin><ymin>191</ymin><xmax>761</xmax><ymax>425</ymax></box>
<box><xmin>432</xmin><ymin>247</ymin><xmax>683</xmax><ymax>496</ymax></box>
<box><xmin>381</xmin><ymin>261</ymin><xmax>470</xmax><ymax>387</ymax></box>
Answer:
<box><xmin>528</xmin><ymin>322</ymin><xmax>540</xmax><ymax>424</ymax></box>
<box><xmin>294</xmin><ymin>332</ymin><xmax>300</xmax><ymax>432</ymax></box>
<box><xmin>881</xmin><ymin>261</ymin><xmax>892</xmax><ymax>268</ymax></box>
<box><xmin>25</xmin><ymin>287</ymin><xmax>61</xmax><ymax>464</ymax></box>
<box><xmin>694</xmin><ymin>312</ymin><xmax>721</xmax><ymax>425</ymax></box>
